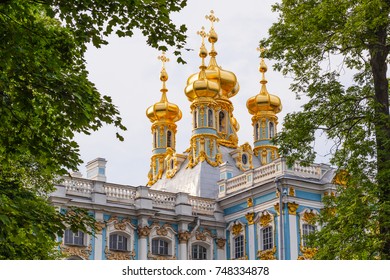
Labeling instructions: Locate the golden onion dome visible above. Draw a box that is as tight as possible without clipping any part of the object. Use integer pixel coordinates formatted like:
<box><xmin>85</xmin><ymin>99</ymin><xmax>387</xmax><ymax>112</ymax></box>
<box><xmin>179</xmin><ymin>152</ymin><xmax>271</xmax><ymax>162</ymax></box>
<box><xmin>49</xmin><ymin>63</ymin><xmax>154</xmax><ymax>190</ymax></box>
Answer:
<box><xmin>186</xmin><ymin>12</ymin><xmax>239</xmax><ymax>100</ymax></box>
<box><xmin>146</xmin><ymin>90</ymin><xmax>182</xmax><ymax>123</ymax></box>
<box><xmin>185</xmin><ymin>27</ymin><xmax>220</xmax><ymax>102</ymax></box>
<box><xmin>246</xmin><ymin>56</ymin><xmax>282</xmax><ymax>115</ymax></box>
<box><xmin>146</xmin><ymin>54</ymin><xmax>182</xmax><ymax>123</ymax></box>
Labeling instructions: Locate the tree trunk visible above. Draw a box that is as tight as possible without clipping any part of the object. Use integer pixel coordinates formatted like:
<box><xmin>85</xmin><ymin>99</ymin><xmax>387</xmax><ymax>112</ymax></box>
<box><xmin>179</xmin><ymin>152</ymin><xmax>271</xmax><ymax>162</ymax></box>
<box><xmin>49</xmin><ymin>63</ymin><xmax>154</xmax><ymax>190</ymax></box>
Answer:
<box><xmin>370</xmin><ymin>23</ymin><xmax>390</xmax><ymax>259</ymax></box>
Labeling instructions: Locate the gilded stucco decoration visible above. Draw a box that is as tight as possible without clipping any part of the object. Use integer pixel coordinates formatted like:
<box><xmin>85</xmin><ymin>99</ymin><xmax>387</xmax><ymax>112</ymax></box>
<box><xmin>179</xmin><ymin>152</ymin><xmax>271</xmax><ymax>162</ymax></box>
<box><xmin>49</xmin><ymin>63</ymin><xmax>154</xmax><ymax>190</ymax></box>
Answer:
<box><xmin>257</xmin><ymin>247</ymin><xmax>277</xmax><ymax>260</ymax></box>
<box><xmin>94</xmin><ymin>221</ymin><xmax>106</xmax><ymax>235</ymax></box>
<box><xmin>298</xmin><ymin>246</ymin><xmax>317</xmax><ymax>260</ymax></box>
<box><xmin>105</xmin><ymin>246</ymin><xmax>136</xmax><ymax>260</ymax></box>
<box><xmin>288</xmin><ymin>202</ymin><xmax>299</xmax><ymax>215</ymax></box>
<box><xmin>302</xmin><ymin>210</ymin><xmax>317</xmax><ymax>225</ymax></box>
<box><xmin>231</xmin><ymin>223</ymin><xmax>243</xmax><ymax>236</ymax></box>
<box><xmin>178</xmin><ymin>231</ymin><xmax>191</xmax><ymax>243</ymax></box>
<box><xmin>216</xmin><ymin>238</ymin><xmax>226</xmax><ymax>249</ymax></box>
<box><xmin>273</xmin><ymin>203</ymin><xmax>280</xmax><ymax>216</ymax></box>
<box><xmin>147</xmin><ymin>252</ymin><xmax>177</xmax><ymax>260</ymax></box>
<box><xmin>61</xmin><ymin>244</ymin><xmax>92</xmax><ymax>260</ymax></box>
<box><xmin>195</xmin><ymin>228</ymin><xmax>213</xmax><ymax>241</ymax></box>
<box><xmin>245</xmin><ymin>212</ymin><xmax>255</xmax><ymax>225</ymax></box>
<box><xmin>259</xmin><ymin>212</ymin><xmax>272</xmax><ymax>227</ymax></box>
<box><xmin>137</xmin><ymin>225</ymin><xmax>151</xmax><ymax>238</ymax></box>
<box><xmin>247</xmin><ymin>197</ymin><xmax>253</xmax><ymax>208</ymax></box>
<box><xmin>107</xmin><ymin>216</ymin><xmax>132</xmax><ymax>232</ymax></box>
<box><xmin>234</xmin><ymin>142</ymin><xmax>254</xmax><ymax>171</ymax></box>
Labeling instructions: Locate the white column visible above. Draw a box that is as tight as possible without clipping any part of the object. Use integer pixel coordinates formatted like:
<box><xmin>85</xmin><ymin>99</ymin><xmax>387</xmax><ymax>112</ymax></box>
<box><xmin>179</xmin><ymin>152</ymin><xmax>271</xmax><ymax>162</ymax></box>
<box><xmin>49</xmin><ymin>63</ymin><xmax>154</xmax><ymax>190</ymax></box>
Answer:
<box><xmin>138</xmin><ymin>237</ymin><xmax>148</xmax><ymax>260</ymax></box>
<box><xmin>178</xmin><ymin>223</ymin><xmax>189</xmax><ymax>260</ymax></box>
<box><xmin>138</xmin><ymin>216</ymin><xmax>150</xmax><ymax>260</ymax></box>
<box><xmin>248</xmin><ymin>224</ymin><xmax>255</xmax><ymax>260</ymax></box>
<box><xmin>216</xmin><ymin>238</ymin><xmax>226</xmax><ymax>260</ymax></box>
<box><xmin>94</xmin><ymin>212</ymin><xmax>104</xmax><ymax>260</ymax></box>
<box><xmin>245</xmin><ymin>212</ymin><xmax>256</xmax><ymax>260</ymax></box>
<box><xmin>289</xmin><ymin>214</ymin><xmax>298</xmax><ymax>260</ymax></box>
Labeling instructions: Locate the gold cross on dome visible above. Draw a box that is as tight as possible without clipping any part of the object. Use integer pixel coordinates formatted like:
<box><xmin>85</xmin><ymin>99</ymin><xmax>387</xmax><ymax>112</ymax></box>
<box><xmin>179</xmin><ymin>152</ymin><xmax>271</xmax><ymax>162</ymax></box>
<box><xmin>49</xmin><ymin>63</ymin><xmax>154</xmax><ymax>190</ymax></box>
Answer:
<box><xmin>158</xmin><ymin>52</ymin><xmax>169</xmax><ymax>67</ymax></box>
<box><xmin>197</xmin><ymin>26</ymin><xmax>207</xmax><ymax>43</ymax></box>
<box><xmin>205</xmin><ymin>10</ymin><xmax>219</xmax><ymax>27</ymax></box>
<box><xmin>257</xmin><ymin>47</ymin><xmax>267</xmax><ymax>58</ymax></box>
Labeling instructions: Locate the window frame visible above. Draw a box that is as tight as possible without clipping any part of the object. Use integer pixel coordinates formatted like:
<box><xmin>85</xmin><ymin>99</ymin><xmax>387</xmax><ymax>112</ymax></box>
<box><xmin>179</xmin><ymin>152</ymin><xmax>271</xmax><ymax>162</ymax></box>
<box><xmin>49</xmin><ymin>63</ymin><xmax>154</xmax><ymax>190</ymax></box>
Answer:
<box><xmin>233</xmin><ymin>235</ymin><xmax>244</xmax><ymax>259</ymax></box>
<box><xmin>64</xmin><ymin>229</ymin><xmax>85</xmax><ymax>246</ymax></box>
<box><xmin>261</xmin><ymin>226</ymin><xmax>274</xmax><ymax>251</ymax></box>
<box><xmin>191</xmin><ymin>244</ymin><xmax>208</xmax><ymax>260</ymax></box>
<box><xmin>152</xmin><ymin>238</ymin><xmax>169</xmax><ymax>256</ymax></box>
<box><xmin>109</xmin><ymin>233</ymin><xmax>129</xmax><ymax>252</ymax></box>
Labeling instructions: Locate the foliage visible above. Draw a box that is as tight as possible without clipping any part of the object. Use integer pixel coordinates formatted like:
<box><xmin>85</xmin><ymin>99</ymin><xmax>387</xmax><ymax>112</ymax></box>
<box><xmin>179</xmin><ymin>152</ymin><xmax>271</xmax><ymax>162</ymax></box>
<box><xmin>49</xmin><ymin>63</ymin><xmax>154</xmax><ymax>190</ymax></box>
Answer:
<box><xmin>0</xmin><ymin>0</ymin><xmax>187</xmax><ymax>259</ymax></box>
<box><xmin>261</xmin><ymin>0</ymin><xmax>390</xmax><ymax>259</ymax></box>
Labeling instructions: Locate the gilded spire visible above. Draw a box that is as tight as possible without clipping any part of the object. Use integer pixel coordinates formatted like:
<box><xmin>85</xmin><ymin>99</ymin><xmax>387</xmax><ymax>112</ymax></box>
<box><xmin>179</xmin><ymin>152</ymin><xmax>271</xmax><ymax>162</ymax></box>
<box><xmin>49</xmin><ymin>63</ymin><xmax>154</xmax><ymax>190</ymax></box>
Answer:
<box><xmin>197</xmin><ymin>26</ymin><xmax>208</xmax><ymax>72</ymax></box>
<box><xmin>146</xmin><ymin>52</ymin><xmax>182</xmax><ymax>123</ymax></box>
<box><xmin>205</xmin><ymin>10</ymin><xmax>219</xmax><ymax>63</ymax></box>
<box><xmin>257</xmin><ymin>47</ymin><xmax>269</xmax><ymax>95</ymax></box>
<box><xmin>246</xmin><ymin>47</ymin><xmax>282</xmax><ymax>115</ymax></box>
<box><xmin>158</xmin><ymin>51</ymin><xmax>169</xmax><ymax>94</ymax></box>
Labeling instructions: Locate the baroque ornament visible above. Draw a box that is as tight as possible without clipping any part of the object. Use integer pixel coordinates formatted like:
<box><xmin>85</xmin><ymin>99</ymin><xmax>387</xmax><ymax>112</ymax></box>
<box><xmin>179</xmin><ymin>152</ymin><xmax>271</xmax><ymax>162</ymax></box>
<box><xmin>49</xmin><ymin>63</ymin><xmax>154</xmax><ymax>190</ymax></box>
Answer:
<box><xmin>302</xmin><ymin>210</ymin><xmax>317</xmax><ymax>225</ymax></box>
<box><xmin>257</xmin><ymin>247</ymin><xmax>277</xmax><ymax>260</ymax></box>
<box><xmin>298</xmin><ymin>246</ymin><xmax>318</xmax><ymax>260</ymax></box>
<box><xmin>178</xmin><ymin>231</ymin><xmax>191</xmax><ymax>243</ymax></box>
<box><xmin>232</xmin><ymin>223</ymin><xmax>243</xmax><ymax>236</ymax></box>
<box><xmin>287</xmin><ymin>202</ymin><xmax>299</xmax><ymax>215</ymax></box>
<box><xmin>216</xmin><ymin>238</ymin><xmax>226</xmax><ymax>249</ymax></box>
<box><xmin>137</xmin><ymin>225</ymin><xmax>151</xmax><ymax>238</ymax></box>
<box><xmin>105</xmin><ymin>246</ymin><xmax>135</xmax><ymax>260</ymax></box>
<box><xmin>60</xmin><ymin>244</ymin><xmax>92</xmax><ymax>260</ymax></box>
<box><xmin>259</xmin><ymin>213</ymin><xmax>272</xmax><ymax>227</ymax></box>
<box><xmin>245</xmin><ymin>212</ymin><xmax>255</xmax><ymax>225</ymax></box>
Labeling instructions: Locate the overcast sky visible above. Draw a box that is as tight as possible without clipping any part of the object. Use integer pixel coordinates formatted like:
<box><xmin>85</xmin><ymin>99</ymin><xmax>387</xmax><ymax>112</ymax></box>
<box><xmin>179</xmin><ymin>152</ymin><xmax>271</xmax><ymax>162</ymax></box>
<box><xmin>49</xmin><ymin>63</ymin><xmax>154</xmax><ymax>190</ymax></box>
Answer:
<box><xmin>75</xmin><ymin>0</ymin><xmax>330</xmax><ymax>186</ymax></box>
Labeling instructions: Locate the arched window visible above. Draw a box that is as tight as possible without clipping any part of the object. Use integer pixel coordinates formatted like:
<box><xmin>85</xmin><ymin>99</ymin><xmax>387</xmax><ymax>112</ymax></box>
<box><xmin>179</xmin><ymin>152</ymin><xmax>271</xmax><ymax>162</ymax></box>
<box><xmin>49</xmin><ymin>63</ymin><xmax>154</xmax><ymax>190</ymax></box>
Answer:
<box><xmin>208</xmin><ymin>109</ymin><xmax>214</xmax><ymax>127</ymax></box>
<box><xmin>194</xmin><ymin>111</ymin><xmax>198</xmax><ymax>128</ymax></box>
<box><xmin>167</xmin><ymin>130</ymin><xmax>172</xmax><ymax>148</ymax></box>
<box><xmin>233</xmin><ymin>235</ymin><xmax>244</xmax><ymax>259</ymax></box>
<box><xmin>261</xmin><ymin>226</ymin><xmax>273</xmax><ymax>250</ymax></box>
<box><xmin>109</xmin><ymin>233</ymin><xmax>128</xmax><ymax>251</ymax></box>
<box><xmin>154</xmin><ymin>131</ymin><xmax>157</xmax><ymax>148</ymax></box>
<box><xmin>192</xmin><ymin>244</ymin><xmax>207</xmax><ymax>260</ymax></box>
<box><xmin>269</xmin><ymin>122</ymin><xmax>275</xmax><ymax>138</ymax></box>
<box><xmin>64</xmin><ymin>229</ymin><xmax>85</xmax><ymax>246</ymax></box>
<box><xmin>218</xmin><ymin>111</ymin><xmax>226</xmax><ymax>132</ymax></box>
<box><xmin>255</xmin><ymin>123</ymin><xmax>259</xmax><ymax>140</ymax></box>
<box><xmin>152</xmin><ymin>239</ymin><xmax>169</xmax><ymax>255</ymax></box>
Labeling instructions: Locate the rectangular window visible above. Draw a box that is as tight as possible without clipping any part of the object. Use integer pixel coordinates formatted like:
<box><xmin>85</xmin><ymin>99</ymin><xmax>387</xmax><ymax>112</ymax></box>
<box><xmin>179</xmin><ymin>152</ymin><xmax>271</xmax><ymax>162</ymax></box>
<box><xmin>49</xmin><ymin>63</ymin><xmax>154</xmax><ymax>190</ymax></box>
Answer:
<box><xmin>109</xmin><ymin>234</ymin><xmax>128</xmax><ymax>251</ymax></box>
<box><xmin>234</xmin><ymin>235</ymin><xmax>244</xmax><ymax>259</ymax></box>
<box><xmin>152</xmin><ymin>239</ymin><xmax>168</xmax><ymax>255</ymax></box>
<box><xmin>64</xmin><ymin>229</ymin><xmax>84</xmax><ymax>246</ymax></box>
<box><xmin>302</xmin><ymin>224</ymin><xmax>316</xmax><ymax>247</ymax></box>
<box><xmin>262</xmin><ymin>226</ymin><xmax>273</xmax><ymax>250</ymax></box>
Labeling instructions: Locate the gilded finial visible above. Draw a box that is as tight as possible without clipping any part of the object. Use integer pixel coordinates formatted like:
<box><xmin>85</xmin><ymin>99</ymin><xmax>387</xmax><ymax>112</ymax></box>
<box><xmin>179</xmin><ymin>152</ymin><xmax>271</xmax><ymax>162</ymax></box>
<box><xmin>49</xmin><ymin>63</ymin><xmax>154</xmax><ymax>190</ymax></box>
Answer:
<box><xmin>256</xmin><ymin>47</ymin><xmax>268</xmax><ymax>73</ymax></box>
<box><xmin>197</xmin><ymin>26</ymin><xmax>208</xmax><ymax>71</ymax></box>
<box><xmin>205</xmin><ymin>10</ymin><xmax>219</xmax><ymax>27</ymax></box>
<box><xmin>158</xmin><ymin>51</ymin><xmax>170</xmax><ymax>67</ymax></box>
<box><xmin>205</xmin><ymin>10</ymin><xmax>219</xmax><ymax>61</ymax></box>
<box><xmin>158</xmin><ymin>52</ymin><xmax>169</xmax><ymax>92</ymax></box>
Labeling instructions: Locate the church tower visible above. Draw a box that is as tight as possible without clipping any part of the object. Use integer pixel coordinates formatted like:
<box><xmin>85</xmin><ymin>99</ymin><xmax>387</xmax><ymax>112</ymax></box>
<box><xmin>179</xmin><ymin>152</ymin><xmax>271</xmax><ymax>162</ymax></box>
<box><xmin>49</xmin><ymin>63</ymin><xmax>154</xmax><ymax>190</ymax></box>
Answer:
<box><xmin>246</xmin><ymin>49</ymin><xmax>282</xmax><ymax>165</ymax></box>
<box><xmin>146</xmin><ymin>53</ymin><xmax>182</xmax><ymax>185</ymax></box>
<box><xmin>184</xmin><ymin>10</ymin><xmax>240</xmax><ymax>169</ymax></box>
